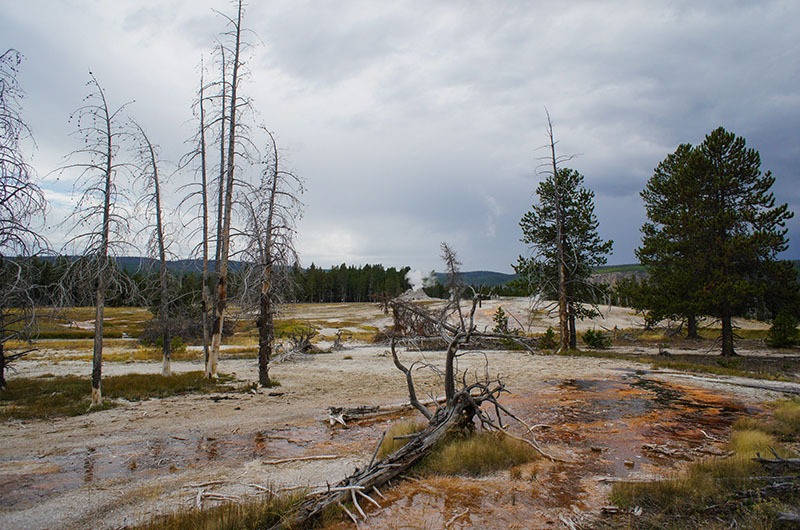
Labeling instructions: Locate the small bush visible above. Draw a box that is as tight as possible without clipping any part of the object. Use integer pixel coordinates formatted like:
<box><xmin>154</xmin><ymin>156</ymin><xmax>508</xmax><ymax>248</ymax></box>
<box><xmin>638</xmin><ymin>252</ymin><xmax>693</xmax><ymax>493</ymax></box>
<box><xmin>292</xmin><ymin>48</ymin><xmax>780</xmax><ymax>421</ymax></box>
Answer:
<box><xmin>765</xmin><ymin>310</ymin><xmax>799</xmax><ymax>348</ymax></box>
<box><xmin>582</xmin><ymin>328</ymin><xmax>611</xmax><ymax>349</ymax></box>
<box><xmin>492</xmin><ymin>306</ymin><xmax>510</xmax><ymax>334</ymax></box>
<box><xmin>538</xmin><ymin>327</ymin><xmax>558</xmax><ymax>350</ymax></box>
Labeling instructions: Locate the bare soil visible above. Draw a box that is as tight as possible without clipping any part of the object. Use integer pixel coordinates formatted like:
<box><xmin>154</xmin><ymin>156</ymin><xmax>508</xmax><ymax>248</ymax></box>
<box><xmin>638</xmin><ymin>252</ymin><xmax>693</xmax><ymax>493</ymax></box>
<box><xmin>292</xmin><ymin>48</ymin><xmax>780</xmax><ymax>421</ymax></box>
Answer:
<box><xmin>1</xmin><ymin>299</ymin><xmax>798</xmax><ymax>529</ymax></box>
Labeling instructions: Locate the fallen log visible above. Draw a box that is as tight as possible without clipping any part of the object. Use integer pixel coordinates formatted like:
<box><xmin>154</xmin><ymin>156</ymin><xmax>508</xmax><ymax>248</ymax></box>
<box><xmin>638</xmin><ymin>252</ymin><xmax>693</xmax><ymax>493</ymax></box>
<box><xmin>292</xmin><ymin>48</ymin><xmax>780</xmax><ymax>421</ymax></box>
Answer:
<box><xmin>753</xmin><ymin>451</ymin><xmax>800</xmax><ymax>473</ymax></box>
<box><xmin>326</xmin><ymin>397</ymin><xmax>448</xmax><ymax>426</ymax></box>
<box><xmin>267</xmin><ymin>392</ymin><xmax>475</xmax><ymax>530</ymax></box>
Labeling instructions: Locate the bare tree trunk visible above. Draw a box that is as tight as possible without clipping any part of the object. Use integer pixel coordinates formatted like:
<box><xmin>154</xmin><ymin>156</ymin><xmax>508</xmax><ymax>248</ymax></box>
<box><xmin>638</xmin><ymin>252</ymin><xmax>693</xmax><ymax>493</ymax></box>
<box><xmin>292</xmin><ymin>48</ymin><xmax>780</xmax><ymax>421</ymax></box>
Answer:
<box><xmin>256</xmin><ymin>134</ymin><xmax>280</xmax><ymax>387</ymax></box>
<box><xmin>0</xmin><ymin>311</ymin><xmax>6</xmax><ymax>390</ymax></box>
<box><xmin>721</xmin><ymin>305</ymin><xmax>736</xmax><ymax>356</ymax></box>
<box><xmin>92</xmin><ymin>272</ymin><xmax>105</xmax><ymax>406</ymax></box>
<box><xmin>198</xmin><ymin>60</ymin><xmax>212</xmax><ymax>370</ymax></box>
<box><xmin>568</xmin><ymin>308</ymin><xmax>577</xmax><ymax>349</ymax></box>
<box><xmin>135</xmin><ymin>122</ymin><xmax>171</xmax><ymax>376</ymax></box>
<box><xmin>92</xmin><ymin>87</ymin><xmax>114</xmax><ymax>407</ymax></box>
<box><xmin>687</xmin><ymin>313</ymin><xmax>698</xmax><ymax>339</ymax></box>
<box><xmin>546</xmin><ymin>111</ymin><xmax>569</xmax><ymax>351</ymax></box>
<box><xmin>153</xmin><ymin>162</ymin><xmax>170</xmax><ymax>377</ymax></box>
<box><xmin>209</xmin><ymin>2</ymin><xmax>242</xmax><ymax>378</ymax></box>
<box><xmin>257</xmin><ymin>287</ymin><xmax>273</xmax><ymax>385</ymax></box>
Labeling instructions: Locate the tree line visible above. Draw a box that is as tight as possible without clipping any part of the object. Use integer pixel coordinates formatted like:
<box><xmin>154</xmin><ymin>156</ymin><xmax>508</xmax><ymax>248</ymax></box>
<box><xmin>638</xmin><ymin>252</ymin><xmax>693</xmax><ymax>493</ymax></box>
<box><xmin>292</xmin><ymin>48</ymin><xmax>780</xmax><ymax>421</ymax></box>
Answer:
<box><xmin>3</xmin><ymin>257</ymin><xmax>416</xmax><ymax>307</ymax></box>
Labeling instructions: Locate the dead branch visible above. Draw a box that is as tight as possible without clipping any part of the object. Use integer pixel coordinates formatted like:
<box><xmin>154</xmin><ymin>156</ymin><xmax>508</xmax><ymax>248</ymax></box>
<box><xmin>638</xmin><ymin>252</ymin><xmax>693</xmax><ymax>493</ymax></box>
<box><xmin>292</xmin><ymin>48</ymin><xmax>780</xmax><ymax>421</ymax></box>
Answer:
<box><xmin>263</xmin><ymin>455</ymin><xmax>339</xmax><ymax>465</ymax></box>
<box><xmin>753</xmin><ymin>451</ymin><xmax>800</xmax><ymax>473</ymax></box>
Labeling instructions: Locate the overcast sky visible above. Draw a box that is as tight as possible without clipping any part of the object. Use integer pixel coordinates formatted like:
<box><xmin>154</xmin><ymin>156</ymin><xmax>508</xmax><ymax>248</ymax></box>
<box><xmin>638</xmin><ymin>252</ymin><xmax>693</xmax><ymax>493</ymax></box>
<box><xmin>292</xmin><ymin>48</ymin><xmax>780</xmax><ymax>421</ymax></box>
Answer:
<box><xmin>3</xmin><ymin>0</ymin><xmax>799</xmax><ymax>273</ymax></box>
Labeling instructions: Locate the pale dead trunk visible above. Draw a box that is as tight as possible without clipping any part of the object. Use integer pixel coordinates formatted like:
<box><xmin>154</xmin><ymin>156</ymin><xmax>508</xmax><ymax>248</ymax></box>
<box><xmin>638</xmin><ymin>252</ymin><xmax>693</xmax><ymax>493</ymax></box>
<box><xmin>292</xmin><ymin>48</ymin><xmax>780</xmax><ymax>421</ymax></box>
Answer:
<box><xmin>137</xmin><ymin>124</ymin><xmax>171</xmax><ymax>377</ymax></box>
<box><xmin>257</xmin><ymin>137</ymin><xmax>279</xmax><ymax>387</ymax></box>
<box><xmin>91</xmin><ymin>85</ymin><xmax>113</xmax><ymax>407</ymax></box>
<box><xmin>547</xmin><ymin>112</ymin><xmax>569</xmax><ymax>351</ymax></box>
<box><xmin>198</xmin><ymin>62</ymin><xmax>212</xmax><ymax>370</ymax></box>
<box><xmin>209</xmin><ymin>0</ymin><xmax>242</xmax><ymax>378</ymax></box>
<box><xmin>91</xmin><ymin>277</ymin><xmax>105</xmax><ymax>406</ymax></box>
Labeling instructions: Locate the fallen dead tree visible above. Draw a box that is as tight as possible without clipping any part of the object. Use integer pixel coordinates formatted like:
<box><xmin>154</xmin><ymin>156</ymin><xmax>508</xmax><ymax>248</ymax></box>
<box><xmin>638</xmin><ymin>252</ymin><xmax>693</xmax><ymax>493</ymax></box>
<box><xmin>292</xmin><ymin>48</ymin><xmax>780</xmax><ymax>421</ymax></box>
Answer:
<box><xmin>269</xmin><ymin>380</ymin><xmax>501</xmax><ymax>529</ymax></box>
<box><xmin>753</xmin><ymin>450</ymin><xmax>800</xmax><ymax>473</ymax></box>
<box><xmin>267</xmin><ymin>249</ymin><xmax>557</xmax><ymax>529</ymax></box>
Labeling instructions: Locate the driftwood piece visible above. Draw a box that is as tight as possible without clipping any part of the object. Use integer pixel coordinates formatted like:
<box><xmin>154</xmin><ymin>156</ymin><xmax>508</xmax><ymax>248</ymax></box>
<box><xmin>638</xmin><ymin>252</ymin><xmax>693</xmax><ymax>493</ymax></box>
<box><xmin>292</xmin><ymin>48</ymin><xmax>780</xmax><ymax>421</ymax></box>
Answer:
<box><xmin>654</xmin><ymin>372</ymin><xmax>800</xmax><ymax>396</ymax></box>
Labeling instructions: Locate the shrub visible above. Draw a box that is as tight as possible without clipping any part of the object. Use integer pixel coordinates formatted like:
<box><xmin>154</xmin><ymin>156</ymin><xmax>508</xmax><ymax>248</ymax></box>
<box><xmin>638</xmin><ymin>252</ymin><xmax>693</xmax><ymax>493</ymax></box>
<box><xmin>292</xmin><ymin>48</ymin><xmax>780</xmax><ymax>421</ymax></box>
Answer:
<box><xmin>492</xmin><ymin>306</ymin><xmax>510</xmax><ymax>334</ymax></box>
<box><xmin>582</xmin><ymin>328</ymin><xmax>611</xmax><ymax>349</ymax></box>
<box><xmin>538</xmin><ymin>327</ymin><xmax>558</xmax><ymax>350</ymax></box>
<box><xmin>765</xmin><ymin>310</ymin><xmax>799</xmax><ymax>348</ymax></box>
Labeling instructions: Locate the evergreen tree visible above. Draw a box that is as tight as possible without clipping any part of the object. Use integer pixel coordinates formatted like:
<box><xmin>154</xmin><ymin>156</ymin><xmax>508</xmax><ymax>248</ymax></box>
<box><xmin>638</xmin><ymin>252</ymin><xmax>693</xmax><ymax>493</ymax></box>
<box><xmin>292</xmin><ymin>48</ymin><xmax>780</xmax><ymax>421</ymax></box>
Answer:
<box><xmin>637</xmin><ymin>127</ymin><xmax>796</xmax><ymax>356</ymax></box>
<box><xmin>514</xmin><ymin>167</ymin><xmax>613</xmax><ymax>349</ymax></box>
<box><xmin>636</xmin><ymin>143</ymin><xmax>706</xmax><ymax>337</ymax></box>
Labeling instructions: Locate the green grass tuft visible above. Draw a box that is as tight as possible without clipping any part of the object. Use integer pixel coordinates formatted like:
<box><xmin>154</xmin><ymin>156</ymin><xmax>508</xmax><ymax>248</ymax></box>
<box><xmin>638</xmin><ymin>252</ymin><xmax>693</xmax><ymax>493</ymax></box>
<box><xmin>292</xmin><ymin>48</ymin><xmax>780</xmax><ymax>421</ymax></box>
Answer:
<box><xmin>0</xmin><ymin>372</ymin><xmax>242</xmax><ymax>420</ymax></box>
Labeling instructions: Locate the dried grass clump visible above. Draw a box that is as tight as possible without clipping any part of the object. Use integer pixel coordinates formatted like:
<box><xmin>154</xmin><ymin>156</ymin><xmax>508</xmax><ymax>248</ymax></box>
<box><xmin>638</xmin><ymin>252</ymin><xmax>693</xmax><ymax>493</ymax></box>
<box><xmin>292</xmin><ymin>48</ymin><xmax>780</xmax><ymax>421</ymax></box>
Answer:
<box><xmin>131</xmin><ymin>491</ymin><xmax>305</xmax><ymax>530</ymax></box>
<box><xmin>377</xmin><ymin>420</ymin><xmax>427</xmax><ymax>459</ymax></box>
<box><xmin>419</xmin><ymin>431</ymin><xmax>539</xmax><ymax>477</ymax></box>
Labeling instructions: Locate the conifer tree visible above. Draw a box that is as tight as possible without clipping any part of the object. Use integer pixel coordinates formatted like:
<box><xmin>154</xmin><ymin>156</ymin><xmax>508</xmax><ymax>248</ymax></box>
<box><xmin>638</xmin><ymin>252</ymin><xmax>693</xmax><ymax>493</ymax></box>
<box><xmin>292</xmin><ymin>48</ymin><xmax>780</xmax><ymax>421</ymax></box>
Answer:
<box><xmin>515</xmin><ymin>167</ymin><xmax>613</xmax><ymax>349</ymax></box>
<box><xmin>638</xmin><ymin>127</ymin><xmax>796</xmax><ymax>356</ymax></box>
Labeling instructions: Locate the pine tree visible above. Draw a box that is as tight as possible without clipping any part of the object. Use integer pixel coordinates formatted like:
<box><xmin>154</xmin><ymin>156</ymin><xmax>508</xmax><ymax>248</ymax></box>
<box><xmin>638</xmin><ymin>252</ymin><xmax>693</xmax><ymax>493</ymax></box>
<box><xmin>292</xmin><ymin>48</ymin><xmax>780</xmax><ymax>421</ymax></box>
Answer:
<box><xmin>638</xmin><ymin>127</ymin><xmax>796</xmax><ymax>356</ymax></box>
<box><xmin>515</xmin><ymin>167</ymin><xmax>613</xmax><ymax>349</ymax></box>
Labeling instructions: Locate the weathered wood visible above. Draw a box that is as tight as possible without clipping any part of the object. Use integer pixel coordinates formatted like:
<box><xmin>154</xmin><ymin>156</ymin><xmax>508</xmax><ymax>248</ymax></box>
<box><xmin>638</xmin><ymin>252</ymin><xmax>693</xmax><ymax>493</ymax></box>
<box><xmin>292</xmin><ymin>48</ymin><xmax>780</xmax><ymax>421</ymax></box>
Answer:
<box><xmin>753</xmin><ymin>452</ymin><xmax>800</xmax><ymax>473</ymax></box>
<box><xmin>263</xmin><ymin>455</ymin><xmax>339</xmax><ymax>465</ymax></box>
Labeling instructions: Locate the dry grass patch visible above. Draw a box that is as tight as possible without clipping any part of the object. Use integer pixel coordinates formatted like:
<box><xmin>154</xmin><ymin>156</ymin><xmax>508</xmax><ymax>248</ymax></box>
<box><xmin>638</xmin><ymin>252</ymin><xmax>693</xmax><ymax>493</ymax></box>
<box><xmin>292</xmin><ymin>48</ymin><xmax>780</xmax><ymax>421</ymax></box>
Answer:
<box><xmin>419</xmin><ymin>431</ymin><xmax>540</xmax><ymax>477</ymax></box>
<box><xmin>377</xmin><ymin>421</ymin><xmax>540</xmax><ymax>477</ymax></box>
<box><xmin>130</xmin><ymin>490</ymin><xmax>306</xmax><ymax>530</ymax></box>
<box><xmin>377</xmin><ymin>420</ymin><xmax>427</xmax><ymax>459</ymax></box>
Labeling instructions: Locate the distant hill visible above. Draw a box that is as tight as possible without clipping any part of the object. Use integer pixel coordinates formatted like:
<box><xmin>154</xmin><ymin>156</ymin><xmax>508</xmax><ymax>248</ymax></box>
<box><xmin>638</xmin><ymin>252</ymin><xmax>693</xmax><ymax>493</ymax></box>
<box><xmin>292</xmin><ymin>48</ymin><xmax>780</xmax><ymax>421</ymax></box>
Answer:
<box><xmin>42</xmin><ymin>256</ymin><xmax>248</xmax><ymax>274</ymax></box>
<box><xmin>433</xmin><ymin>265</ymin><xmax>647</xmax><ymax>288</ymax></box>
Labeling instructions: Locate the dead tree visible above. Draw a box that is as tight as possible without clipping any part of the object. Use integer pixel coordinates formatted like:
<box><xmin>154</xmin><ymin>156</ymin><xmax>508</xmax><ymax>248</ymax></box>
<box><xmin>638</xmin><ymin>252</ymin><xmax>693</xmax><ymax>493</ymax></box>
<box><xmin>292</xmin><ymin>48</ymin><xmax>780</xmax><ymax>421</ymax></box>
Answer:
<box><xmin>0</xmin><ymin>49</ymin><xmax>49</xmax><ymax>388</ymax></box>
<box><xmin>440</xmin><ymin>242</ymin><xmax>465</xmax><ymax>329</ymax></box>
<box><xmin>131</xmin><ymin>120</ymin><xmax>174</xmax><ymax>376</ymax></box>
<box><xmin>516</xmin><ymin>110</ymin><xmax>611</xmax><ymax>350</ymax></box>
<box><xmin>545</xmin><ymin>110</ymin><xmax>569</xmax><ymax>351</ymax></box>
<box><xmin>239</xmin><ymin>129</ymin><xmax>303</xmax><ymax>386</ymax></box>
<box><xmin>208</xmin><ymin>0</ymin><xmax>256</xmax><ymax>378</ymax></box>
<box><xmin>60</xmin><ymin>72</ymin><xmax>132</xmax><ymax>406</ymax></box>
<box><xmin>178</xmin><ymin>56</ymin><xmax>214</xmax><ymax>371</ymax></box>
<box><xmin>267</xmin><ymin>253</ymin><xmax>551</xmax><ymax>530</ymax></box>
